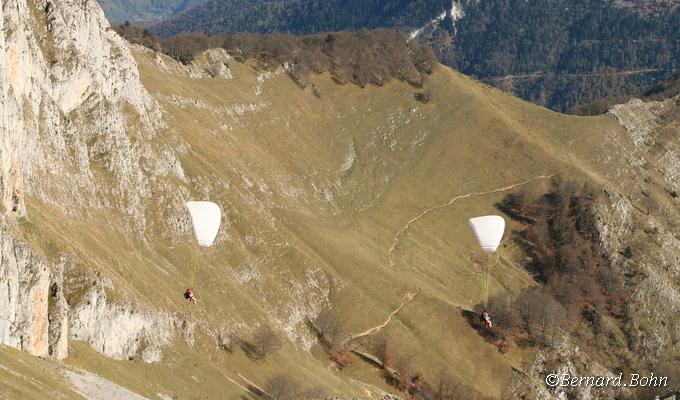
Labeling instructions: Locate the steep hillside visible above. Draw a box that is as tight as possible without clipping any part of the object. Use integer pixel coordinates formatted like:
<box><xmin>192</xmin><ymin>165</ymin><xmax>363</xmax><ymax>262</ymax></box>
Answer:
<box><xmin>149</xmin><ymin>0</ymin><xmax>680</xmax><ymax>112</ymax></box>
<box><xmin>3</xmin><ymin>0</ymin><xmax>680</xmax><ymax>399</ymax></box>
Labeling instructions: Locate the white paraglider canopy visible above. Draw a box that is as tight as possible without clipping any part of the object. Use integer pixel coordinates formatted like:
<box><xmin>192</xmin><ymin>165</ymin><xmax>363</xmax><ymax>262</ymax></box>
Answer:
<box><xmin>186</xmin><ymin>201</ymin><xmax>221</xmax><ymax>247</ymax></box>
<box><xmin>469</xmin><ymin>215</ymin><xmax>505</xmax><ymax>253</ymax></box>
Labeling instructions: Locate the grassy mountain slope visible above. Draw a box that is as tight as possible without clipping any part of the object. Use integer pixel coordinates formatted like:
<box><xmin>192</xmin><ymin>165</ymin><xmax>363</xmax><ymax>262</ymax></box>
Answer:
<box><xmin>7</xmin><ymin>43</ymin><xmax>633</xmax><ymax>399</ymax></box>
<box><xmin>8</xmin><ymin>0</ymin><xmax>680</xmax><ymax>396</ymax></box>
<box><xmin>133</xmin><ymin>52</ymin><xmax>597</xmax><ymax>397</ymax></box>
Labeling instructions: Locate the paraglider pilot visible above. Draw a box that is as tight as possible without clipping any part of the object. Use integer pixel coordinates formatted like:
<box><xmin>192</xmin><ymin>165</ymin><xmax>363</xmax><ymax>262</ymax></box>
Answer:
<box><xmin>480</xmin><ymin>310</ymin><xmax>493</xmax><ymax>328</ymax></box>
<box><xmin>184</xmin><ymin>288</ymin><xmax>196</xmax><ymax>304</ymax></box>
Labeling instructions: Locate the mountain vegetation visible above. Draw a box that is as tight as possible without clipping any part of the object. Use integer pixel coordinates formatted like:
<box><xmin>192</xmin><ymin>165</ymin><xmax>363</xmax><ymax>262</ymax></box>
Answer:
<box><xmin>116</xmin><ymin>26</ymin><xmax>438</xmax><ymax>88</ymax></box>
<box><xmin>448</xmin><ymin>0</ymin><xmax>680</xmax><ymax>112</ymax></box>
<box><xmin>114</xmin><ymin>21</ymin><xmax>161</xmax><ymax>50</ymax></box>
<box><xmin>566</xmin><ymin>71</ymin><xmax>680</xmax><ymax>115</ymax></box>
<box><xmin>147</xmin><ymin>0</ymin><xmax>680</xmax><ymax>112</ymax></box>
<box><xmin>490</xmin><ymin>183</ymin><xmax>629</xmax><ymax>355</ymax></box>
<box><xmin>644</xmin><ymin>72</ymin><xmax>680</xmax><ymax>101</ymax></box>
<box><xmin>482</xmin><ymin>177</ymin><xmax>680</xmax><ymax>399</ymax></box>
<box><xmin>96</xmin><ymin>0</ymin><xmax>207</xmax><ymax>23</ymax></box>
<box><xmin>149</xmin><ymin>0</ymin><xmax>452</xmax><ymax>37</ymax></box>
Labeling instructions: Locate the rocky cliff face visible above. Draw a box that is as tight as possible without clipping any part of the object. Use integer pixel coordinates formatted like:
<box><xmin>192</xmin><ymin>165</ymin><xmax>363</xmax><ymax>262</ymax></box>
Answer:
<box><xmin>0</xmin><ymin>0</ymin><xmax>180</xmax><ymax>361</ymax></box>
<box><xmin>603</xmin><ymin>99</ymin><xmax>680</xmax><ymax>360</ymax></box>
<box><xmin>0</xmin><ymin>222</ymin><xmax>52</xmax><ymax>357</ymax></box>
<box><xmin>1</xmin><ymin>0</ymin><xmax>183</xmax><ymax>227</ymax></box>
<box><xmin>69</xmin><ymin>286</ymin><xmax>177</xmax><ymax>362</ymax></box>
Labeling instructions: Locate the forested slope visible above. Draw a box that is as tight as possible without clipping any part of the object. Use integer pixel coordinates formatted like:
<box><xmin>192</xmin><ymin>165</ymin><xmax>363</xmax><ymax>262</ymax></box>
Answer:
<box><xmin>148</xmin><ymin>0</ymin><xmax>680</xmax><ymax>112</ymax></box>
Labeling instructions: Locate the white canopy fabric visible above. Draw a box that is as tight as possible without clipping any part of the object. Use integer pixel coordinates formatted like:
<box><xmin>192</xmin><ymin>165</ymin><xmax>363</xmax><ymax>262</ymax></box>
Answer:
<box><xmin>469</xmin><ymin>215</ymin><xmax>505</xmax><ymax>253</ymax></box>
<box><xmin>186</xmin><ymin>201</ymin><xmax>222</xmax><ymax>247</ymax></box>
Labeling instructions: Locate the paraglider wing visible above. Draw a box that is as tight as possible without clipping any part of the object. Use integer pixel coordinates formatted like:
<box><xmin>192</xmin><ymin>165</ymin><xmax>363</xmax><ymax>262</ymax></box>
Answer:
<box><xmin>469</xmin><ymin>215</ymin><xmax>505</xmax><ymax>253</ymax></box>
<box><xmin>186</xmin><ymin>201</ymin><xmax>222</xmax><ymax>247</ymax></box>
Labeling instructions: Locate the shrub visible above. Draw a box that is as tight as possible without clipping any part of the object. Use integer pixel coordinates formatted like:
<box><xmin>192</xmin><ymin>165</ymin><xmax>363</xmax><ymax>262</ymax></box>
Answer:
<box><xmin>329</xmin><ymin>348</ymin><xmax>353</xmax><ymax>368</ymax></box>
<box><xmin>243</xmin><ymin>324</ymin><xmax>282</xmax><ymax>360</ymax></box>
<box><xmin>114</xmin><ymin>22</ymin><xmax>161</xmax><ymax>52</ymax></box>
<box><xmin>374</xmin><ymin>332</ymin><xmax>395</xmax><ymax>369</ymax></box>
<box><xmin>264</xmin><ymin>374</ymin><xmax>300</xmax><ymax>400</ymax></box>
<box><xmin>395</xmin><ymin>355</ymin><xmax>416</xmax><ymax>391</ymax></box>
<box><xmin>434</xmin><ymin>371</ymin><xmax>476</xmax><ymax>400</ymax></box>
<box><xmin>496</xmin><ymin>187</ymin><xmax>533</xmax><ymax>222</ymax></box>
<box><xmin>414</xmin><ymin>90</ymin><xmax>432</xmax><ymax>103</ymax></box>
<box><xmin>311</xmin><ymin>308</ymin><xmax>345</xmax><ymax>350</ymax></box>
<box><xmin>644</xmin><ymin>193</ymin><xmax>661</xmax><ymax>215</ymax></box>
<box><xmin>622</xmin><ymin>246</ymin><xmax>634</xmax><ymax>259</ymax></box>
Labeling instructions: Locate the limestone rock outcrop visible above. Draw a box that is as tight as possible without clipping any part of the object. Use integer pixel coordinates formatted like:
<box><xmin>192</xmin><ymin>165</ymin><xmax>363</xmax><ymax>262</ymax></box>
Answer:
<box><xmin>0</xmin><ymin>220</ymin><xmax>56</xmax><ymax>358</ymax></box>
<box><xmin>70</xmin><ymin>286</ymin><xmax>175</xmax><ymax>361</ymax></box>
<box><xmin>0</xmin><ymin>0</ymin><xmax>179</xmax><ymax>361</ymax></box>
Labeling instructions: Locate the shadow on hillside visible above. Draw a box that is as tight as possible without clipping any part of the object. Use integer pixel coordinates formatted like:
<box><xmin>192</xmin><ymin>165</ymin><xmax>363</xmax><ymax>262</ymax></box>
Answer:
<box><xmin>462</xmin><ymin>308</ymin><xmax>514</xmax><ymax>354</ymax></box>
<box><xmin>239</xmin><ymin>388</ymin><xmax>267</xmax><ymax>400</ymax></box>
<box><xmin>461</xmin><ymin>309</ymin><xmax>497</xmax><ymax>341</ymax></box>
<box><xmin>240</xmin><ymin>341</ymin><xmax>260</xmax><ymax>360</ymax></box>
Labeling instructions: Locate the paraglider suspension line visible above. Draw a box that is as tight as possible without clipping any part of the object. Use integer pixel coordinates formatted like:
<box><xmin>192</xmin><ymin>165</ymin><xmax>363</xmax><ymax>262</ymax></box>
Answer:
<box><xmin>482</xmin><ymin>252</ymin><xmax>501</xmax><ymax>308</ymax></box>
<box><xmin>484</xmin><ymin>253</ymin><xmax>490</xmax><ymax>308</ymax></box>
<box><xmin>190</xmin><ymin>249</ymin><xmax>199</xmax><ymax>288</ymax></box>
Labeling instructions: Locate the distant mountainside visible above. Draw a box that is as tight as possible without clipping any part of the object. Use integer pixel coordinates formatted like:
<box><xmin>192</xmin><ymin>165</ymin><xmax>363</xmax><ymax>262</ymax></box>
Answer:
<box><xmin>96</xmin><ymin>0</ymin><xmax>207</xmax><ymax>23</ymax></box>
<box><xmin>150</xmin><ymin>0</ymin><xmax>451</xmax><ymax>36</ymax></box>
<box><xmin>644</xmin><ymin>72</ymin><xmax>680</xmax><ymax>100</ymax></box>
<box><xmin>149</xmin><ymin>0</ymin><xmax>680</xmax><ymax>112</ymax></box>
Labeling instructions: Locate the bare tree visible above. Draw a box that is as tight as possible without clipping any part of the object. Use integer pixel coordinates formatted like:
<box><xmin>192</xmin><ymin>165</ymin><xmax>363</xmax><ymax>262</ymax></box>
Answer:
<box><xmin>395</xmin><ymin>355</ymin><xmax>416</xmax><ymax>391</ymax></box>
<box><xmin>374</xmin><ymin>332</ymin><xmax>395</xmax><ymax>369</ymax></box>
<box><xmin>435</xmin><ymin>371</ymin><xmax>475</xmax><ymax>400</ymax></box>
<box><xmin>265</xmin><ymin>374</ymin><xmax>300</xmax><ymax>400</ymax></box>
<box><xmin>160</xmin><ymin>30</ymin><xmax>436</xmax><ymax>88</ymax></box>
<box><xmin>245</xmin><ymin>324</ymin><xmax>282</xmax><ymax>359</ymax></box>
<box><xmin>312</xmin><ymin>308</ymin><xmax>345</xmax><ymax>350</ymax></box>
<box><xmin>486</xmin><ymin>293</ymin><xmax>520</xmax><ymax>340</ymax></box>
<box><xmin>515</xmin><ymin>288</ymin><xmax>567</xmax><ymax>346</ymax></box>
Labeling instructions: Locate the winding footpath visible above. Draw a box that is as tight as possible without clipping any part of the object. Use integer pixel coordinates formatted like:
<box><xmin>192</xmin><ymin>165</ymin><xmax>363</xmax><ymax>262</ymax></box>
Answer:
<box><xmin>343</xmin><ymin>289</ymin><xmax>419</xmax><ymax>345</ymax></box>
<box><xmin>387</xmin><ymin>173</ymin><xmax>556</xmax><ymax>269</ymax></box>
